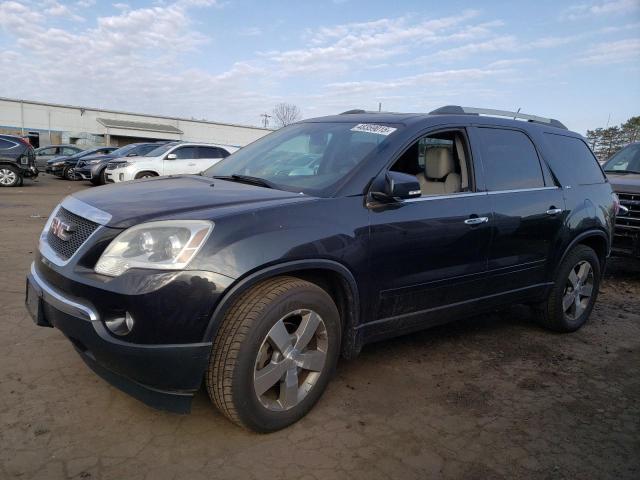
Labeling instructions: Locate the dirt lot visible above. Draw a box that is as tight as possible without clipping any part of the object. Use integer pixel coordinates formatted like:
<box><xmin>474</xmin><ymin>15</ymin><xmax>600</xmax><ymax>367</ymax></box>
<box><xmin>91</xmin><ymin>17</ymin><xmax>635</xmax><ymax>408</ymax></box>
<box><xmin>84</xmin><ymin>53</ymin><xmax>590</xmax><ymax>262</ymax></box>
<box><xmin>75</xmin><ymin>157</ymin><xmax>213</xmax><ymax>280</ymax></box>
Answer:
<box><xmin>1</xmin><ymin>175</ymin><xmax>638</xmax><ymax>480</ymax></box>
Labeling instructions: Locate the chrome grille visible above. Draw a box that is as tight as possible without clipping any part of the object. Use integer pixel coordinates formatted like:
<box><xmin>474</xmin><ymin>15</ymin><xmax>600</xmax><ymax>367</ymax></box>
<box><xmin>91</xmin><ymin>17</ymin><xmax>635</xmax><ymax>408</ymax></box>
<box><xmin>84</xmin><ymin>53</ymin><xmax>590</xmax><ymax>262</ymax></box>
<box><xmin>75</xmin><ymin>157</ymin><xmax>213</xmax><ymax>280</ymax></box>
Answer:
<box><xmin>616</xmin><ymin>192</ymin><xmax>640</xmax><ymax>235</ymax></box>
<box><xmin>46</xmin><ymin>207</ymin><xmax>99</xmax><ymax>260</ymax></box>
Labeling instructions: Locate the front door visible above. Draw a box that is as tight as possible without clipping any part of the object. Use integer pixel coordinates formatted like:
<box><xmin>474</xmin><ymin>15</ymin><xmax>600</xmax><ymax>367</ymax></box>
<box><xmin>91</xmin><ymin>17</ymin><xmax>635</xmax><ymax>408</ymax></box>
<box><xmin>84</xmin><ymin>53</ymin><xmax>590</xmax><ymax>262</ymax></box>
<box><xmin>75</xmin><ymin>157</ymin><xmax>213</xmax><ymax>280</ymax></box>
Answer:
<box><xmin>163</xmin><ymin>146</ymin><xmax>199</xmax><ymax>175</ymax></box>
<box><xmin>367</xmin><ymin>128</ymin><xmax>492</xmax><ymax>336</ymax></box>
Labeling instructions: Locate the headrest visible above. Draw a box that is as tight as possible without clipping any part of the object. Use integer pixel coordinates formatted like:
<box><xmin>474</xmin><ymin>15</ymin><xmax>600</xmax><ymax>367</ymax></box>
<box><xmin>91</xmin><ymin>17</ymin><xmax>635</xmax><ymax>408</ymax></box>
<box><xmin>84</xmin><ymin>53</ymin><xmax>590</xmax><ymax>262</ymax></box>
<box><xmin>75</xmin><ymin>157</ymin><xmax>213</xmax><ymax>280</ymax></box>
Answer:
<box><xmin>425</xmin><ymin>147</ymin><xmax>454</xmax><ymax>179</ymax></box>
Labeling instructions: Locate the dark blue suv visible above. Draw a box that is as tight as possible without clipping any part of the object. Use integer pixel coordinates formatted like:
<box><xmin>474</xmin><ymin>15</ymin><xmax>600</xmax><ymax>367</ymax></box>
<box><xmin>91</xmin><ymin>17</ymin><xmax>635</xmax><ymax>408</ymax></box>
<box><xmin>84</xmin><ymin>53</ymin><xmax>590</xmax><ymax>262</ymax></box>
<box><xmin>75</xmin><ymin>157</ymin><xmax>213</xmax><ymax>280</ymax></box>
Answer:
<box><xmin>26</xmin><ymin>106</ymin><xmax>617</xmax><ymax>432</ymax></box>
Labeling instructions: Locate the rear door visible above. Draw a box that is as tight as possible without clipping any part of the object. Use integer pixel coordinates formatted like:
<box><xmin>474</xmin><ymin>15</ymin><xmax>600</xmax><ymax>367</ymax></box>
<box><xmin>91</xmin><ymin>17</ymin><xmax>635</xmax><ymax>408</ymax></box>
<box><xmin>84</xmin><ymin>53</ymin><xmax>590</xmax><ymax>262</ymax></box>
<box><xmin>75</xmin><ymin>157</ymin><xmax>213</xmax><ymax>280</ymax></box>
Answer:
<box><xmin>469</xmin><ymin>126</ymin><xmax>565</xmax><ymax>294</ymax></box>
<box><xmin>197</xmin><ymin>146</ymin><xmax>228</xmax><ymax>171</ymax></box>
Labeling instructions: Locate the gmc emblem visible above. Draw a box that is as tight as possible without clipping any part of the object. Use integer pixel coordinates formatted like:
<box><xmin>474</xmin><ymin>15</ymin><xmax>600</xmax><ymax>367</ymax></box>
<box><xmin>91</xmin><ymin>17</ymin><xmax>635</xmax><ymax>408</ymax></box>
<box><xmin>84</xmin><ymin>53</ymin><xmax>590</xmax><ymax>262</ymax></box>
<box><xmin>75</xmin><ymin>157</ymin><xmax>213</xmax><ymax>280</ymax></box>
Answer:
<box><xmin>51</xmin><ymin>217</ymin><xmax>75</xmax><ymax>241</ymax></box>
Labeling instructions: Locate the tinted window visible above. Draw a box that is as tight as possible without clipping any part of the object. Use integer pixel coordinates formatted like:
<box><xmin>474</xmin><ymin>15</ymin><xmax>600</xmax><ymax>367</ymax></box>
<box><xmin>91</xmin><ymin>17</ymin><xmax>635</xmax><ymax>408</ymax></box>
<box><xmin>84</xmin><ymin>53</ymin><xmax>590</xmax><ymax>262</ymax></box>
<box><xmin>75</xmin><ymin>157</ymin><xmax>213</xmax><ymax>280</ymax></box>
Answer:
<box><xmin>172</xmin><ymin>146</ymin><xmax>197</xmax><ymax>159</ymax></box>
<box><xmin>146</xmin><ymin>144</ymin><xmax>175</xmax><ymax>157</ymax></box>
<box><xmin>37</xmin><ymin>147</ymin><xmax>57</xmax><ymax>156</ymax></box>
<box><xmin>199</xmin><ymin>147</ymin><xmax>227</xmax><ymax>159</ymax></box>
<box><xmin>545</xmin><ymin>133</ymin><xmax>606</xmax><ymax>184</ymax></box>
<box><xmin>603</xmin><ymin>143</ymin><xmax>640</xmax><ymax>174</ymax></box>
<box><xmin>0</xmin><ymin>139</ymin><xmax>15</xmax><ymax>149</ymax></box>
<box><xmin>62</xmin><ymin>147</ymin><xmax>79</xmax><ymax>155</ymax></box>
<box><xmin>477</xmin><ymin>128</ymin><xmax>544</xmax><ymax>190</ymax></box>
<box><xmin>138</xmin><ymin>144</ymin><xmax>160</xmax><ymax>155</ymax></box>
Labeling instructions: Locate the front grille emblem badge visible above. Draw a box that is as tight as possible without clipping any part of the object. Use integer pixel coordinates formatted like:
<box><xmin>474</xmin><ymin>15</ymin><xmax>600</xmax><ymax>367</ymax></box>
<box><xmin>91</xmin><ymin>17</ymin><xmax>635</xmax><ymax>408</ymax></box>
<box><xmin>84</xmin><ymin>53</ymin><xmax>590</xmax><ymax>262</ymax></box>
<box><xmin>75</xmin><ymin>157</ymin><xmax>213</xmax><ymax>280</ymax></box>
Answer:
<box><xmin>51</xmin><ymin>217</ymin><xmax>76</xmax><ymax>241</ymax></box>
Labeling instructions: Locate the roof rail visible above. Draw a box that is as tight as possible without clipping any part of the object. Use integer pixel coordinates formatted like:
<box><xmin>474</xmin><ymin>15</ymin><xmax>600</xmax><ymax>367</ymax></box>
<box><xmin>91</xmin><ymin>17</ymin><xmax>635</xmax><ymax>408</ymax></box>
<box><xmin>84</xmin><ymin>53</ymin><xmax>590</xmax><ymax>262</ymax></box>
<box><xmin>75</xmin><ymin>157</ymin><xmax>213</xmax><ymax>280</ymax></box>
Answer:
<box><xmin>429</xmin><ymin>105</ymin><xmax>567</xmax><ymax>130</ymax></box>
<box><xmin>340</xmin><ymin>109</ymin><xmax>368</xmax><ymax>114</ymax></box>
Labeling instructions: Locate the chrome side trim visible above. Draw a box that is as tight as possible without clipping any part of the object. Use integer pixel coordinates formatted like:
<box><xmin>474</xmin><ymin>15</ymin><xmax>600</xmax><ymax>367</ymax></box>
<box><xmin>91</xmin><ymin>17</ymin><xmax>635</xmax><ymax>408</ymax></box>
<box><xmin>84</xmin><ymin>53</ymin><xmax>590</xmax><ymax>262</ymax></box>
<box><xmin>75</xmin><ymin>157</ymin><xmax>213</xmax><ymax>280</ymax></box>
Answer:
<box><xmin>29</xmin><ymin>262</ymin><xmax>98</xmax><ymax>321</ymax></box>
<box><xmin>488</xmin><ymin>186</ymin><xmax>559</xmax><ymax>195</ymax></box>
<box><xmin>61</xmin><ymin>196</ymin><xmax>112</xmax><ymax>225</ymax></box>
<box><xmin>404</xmin><ymin>192</ymin><xmax>487</xmax><ymax>203</ymax></box>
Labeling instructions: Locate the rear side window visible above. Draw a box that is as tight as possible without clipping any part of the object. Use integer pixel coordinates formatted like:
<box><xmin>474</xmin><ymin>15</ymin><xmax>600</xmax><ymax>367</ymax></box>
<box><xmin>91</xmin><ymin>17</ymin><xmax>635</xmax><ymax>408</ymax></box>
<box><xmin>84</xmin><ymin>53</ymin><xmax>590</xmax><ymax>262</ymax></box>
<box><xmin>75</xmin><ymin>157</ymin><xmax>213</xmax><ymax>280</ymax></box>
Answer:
<box><xmin>544</xmin><ymin>133</ymin><xmax>605</xmax><ymax>185</ymax></box>
<box><xmin>477</xmin><ymin>128</ymin><xmax>544</xmax><ymax>191</ymax></box>
<box><xmin>199</xmin><ymin>147</ymin><xmax>228</xmax><ymax>159</ymax></box>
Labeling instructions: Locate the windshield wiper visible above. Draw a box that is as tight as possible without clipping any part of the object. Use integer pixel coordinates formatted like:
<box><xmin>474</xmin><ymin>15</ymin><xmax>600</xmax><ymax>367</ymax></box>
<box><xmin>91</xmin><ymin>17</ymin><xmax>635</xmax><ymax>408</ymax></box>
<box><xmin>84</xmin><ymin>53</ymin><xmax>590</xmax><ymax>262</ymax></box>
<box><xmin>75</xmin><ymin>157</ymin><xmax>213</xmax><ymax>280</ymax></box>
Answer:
<box><xmin>213</xmin><ymin>174</ymin><xmax>276</xmax><ymax>189</ymax></box>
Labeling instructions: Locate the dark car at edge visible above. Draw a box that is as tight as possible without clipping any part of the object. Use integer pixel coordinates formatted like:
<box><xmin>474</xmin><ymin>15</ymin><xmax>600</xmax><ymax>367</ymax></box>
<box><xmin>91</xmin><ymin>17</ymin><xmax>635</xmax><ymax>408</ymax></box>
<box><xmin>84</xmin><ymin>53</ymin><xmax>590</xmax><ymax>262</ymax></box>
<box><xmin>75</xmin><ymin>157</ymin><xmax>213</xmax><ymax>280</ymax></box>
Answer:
<box><xmin>0</xmin><ymin>133</ymin><xmax>38</xmax><ymax>187</ymax></box>
<box><xmin>46</xmin><ymin>147</ymin><xmax>117</xmax><ymax>179</ymax></box>
<box><xmin>25</xmin><ymin>106</ymin><xmax>618</xmax><ymax>432</ymax></box>
<box><xmin>602</xmin><ymin>142</ymin><xmax>640</xmax><ymax>257</ymax></box>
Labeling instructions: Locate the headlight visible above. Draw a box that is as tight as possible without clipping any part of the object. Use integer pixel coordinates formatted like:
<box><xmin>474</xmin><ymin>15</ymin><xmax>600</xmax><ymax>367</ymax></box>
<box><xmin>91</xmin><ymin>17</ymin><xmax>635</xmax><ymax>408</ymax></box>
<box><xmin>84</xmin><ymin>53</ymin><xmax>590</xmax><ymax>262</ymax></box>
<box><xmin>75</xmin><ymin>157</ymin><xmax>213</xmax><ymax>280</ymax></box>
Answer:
<box><xmin>86</xmin><ymin>159</ymin><xmax>102</xmax><ymax>165</ymax></box>
<box><xmin>114</xmin><ymin>161</ymin><xmax>133</xmax><ymax>168</ymax></box>
<box><xmin>95</xmin><ymin>220</ymin><xmax>213</xmax><ymax>276</ymax></box>
<box><xmin>52</xmin><ymin>161</ymin><xmax>65</xmax><ymax>166</ymax></box>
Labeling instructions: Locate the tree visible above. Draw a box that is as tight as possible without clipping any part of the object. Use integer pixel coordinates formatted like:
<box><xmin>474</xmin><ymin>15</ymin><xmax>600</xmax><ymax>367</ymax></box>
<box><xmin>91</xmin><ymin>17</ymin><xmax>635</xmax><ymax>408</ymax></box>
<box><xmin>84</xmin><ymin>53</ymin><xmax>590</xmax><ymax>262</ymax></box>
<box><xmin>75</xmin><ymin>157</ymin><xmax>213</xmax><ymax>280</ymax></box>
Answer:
<box><xmin>272</xmin><ymin>103</ymin><xmax>302</xmax><ymax>128</ymax></box>
<box><xmin>586</xmin><ymin>115</ymin><xmax>639</xmax><ymax>161</ymax></box>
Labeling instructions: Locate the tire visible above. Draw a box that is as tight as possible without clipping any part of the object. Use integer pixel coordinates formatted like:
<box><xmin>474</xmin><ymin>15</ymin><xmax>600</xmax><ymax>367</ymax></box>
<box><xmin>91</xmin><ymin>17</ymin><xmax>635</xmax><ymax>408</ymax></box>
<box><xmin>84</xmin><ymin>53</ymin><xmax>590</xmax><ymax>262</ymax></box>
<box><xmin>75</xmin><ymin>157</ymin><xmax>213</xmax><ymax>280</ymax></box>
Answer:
<box><xmin>134</xmin><ymin>171</ymin><xmax>157</xmax><ymax>179</ymax></box>
<box><xmin>0</xmin><ymin>165</ymin><xmax>22</xmax><ymax>187</ymax></box>
<box><xmin>90</xmin><ymin>168</ymin><xmax>106</xmax><ymax>186</ymax></box>
<box><xmin>537</xmin><ymin>245</ymin><xmax>601</xmax><ymax>332</ymax></box>
<box><xmin>63</xmin><ymin>166</ymin><xmax>77</xmax><ymax>181</ymax></box>
<box><xmin>206</xmin><ymin>276</ymin><xmax>341</xmax><ymax>432</ymax></box>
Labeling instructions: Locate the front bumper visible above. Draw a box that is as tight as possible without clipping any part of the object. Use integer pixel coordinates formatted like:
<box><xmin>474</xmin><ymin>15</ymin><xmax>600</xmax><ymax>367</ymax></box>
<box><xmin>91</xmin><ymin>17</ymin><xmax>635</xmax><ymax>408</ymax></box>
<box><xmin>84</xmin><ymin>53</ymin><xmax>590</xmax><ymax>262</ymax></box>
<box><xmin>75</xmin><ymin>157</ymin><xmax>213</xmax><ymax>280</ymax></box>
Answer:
<box><xmin>47</xmin><ymin>166</ymin><xmax>65</xmax><ymax>176</ymax></box>
<box><xmin>104</xmin><ymin>169</ymin><xmax>128</xmax><ymax>183</ymax></box>
<box><xmin>25</xmin><ymin>262</ymin><xmax>213</xmax><ymax>413</ymax></box>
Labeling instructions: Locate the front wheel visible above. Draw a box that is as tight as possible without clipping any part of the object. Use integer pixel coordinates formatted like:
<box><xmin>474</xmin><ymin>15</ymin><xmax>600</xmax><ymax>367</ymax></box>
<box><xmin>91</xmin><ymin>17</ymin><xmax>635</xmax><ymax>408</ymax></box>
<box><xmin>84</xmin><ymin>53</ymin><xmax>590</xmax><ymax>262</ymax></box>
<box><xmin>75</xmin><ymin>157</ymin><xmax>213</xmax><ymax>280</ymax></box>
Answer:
<box><xmin>206</xmin><ymin>277</ymin><xmax>341</xmax><ymax>432</ymax></box>
<box><xmin>0</xmin><ymin>165</ymin><xmax>21</xmax><ymax>187</ymax></box>
<box><xmin>537</xmin><ymin>245</ymin><xmax>601</xmax><ymax>332</ymax></box>
<box><xmin>63</xmin><ymin>166</ymin><xmax>78</xmax><ymax>181</ymax></box>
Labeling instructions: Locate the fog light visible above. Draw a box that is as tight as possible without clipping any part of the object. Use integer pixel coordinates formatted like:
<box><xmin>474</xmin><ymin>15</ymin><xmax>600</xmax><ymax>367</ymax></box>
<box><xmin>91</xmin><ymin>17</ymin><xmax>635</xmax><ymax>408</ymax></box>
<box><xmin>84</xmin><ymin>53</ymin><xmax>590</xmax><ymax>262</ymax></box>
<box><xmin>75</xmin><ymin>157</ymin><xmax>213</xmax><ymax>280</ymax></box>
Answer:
<box><xmin>119</xmin><ymin>173</ymin><xmax>124</xmax><ymax>181</ymax></box>
<box><xmin>105</xmin><ymin>312</ymin><xmax>135</xmax><ymax>336</ymax></box>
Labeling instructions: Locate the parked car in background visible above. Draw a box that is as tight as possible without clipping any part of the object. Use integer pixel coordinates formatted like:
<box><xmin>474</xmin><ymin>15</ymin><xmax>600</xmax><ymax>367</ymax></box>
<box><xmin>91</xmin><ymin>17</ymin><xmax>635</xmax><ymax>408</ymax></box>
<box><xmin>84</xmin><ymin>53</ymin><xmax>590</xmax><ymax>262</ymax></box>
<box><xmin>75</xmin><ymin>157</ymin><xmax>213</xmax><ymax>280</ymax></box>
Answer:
<box><xmin>26</xmin><ymin>106</ymin><xmax>617</xmax><ymax>432</ymax></box>
<box><xmin>75</xmin><ymin>142</ymin><xmax>168</xmax><ymax>185</ymax></box>
<box><xmin>34</xmin><ymin>145</ymin><xmax>83</xmax><ymax>168</ymax></box>
<box><xmin>105</xmin><ymin>142</ymin><xmax>235</xmax><ymax>183</ymax></box>
<box><xmin>46</xmin><ymin>147</ymin><xmax>117</xmax><ymax>179</ymax></box>
<box><xmin>602</xmin><ymin>142</ymin><xmax>640</xmax><ymax>257</ymax></box>
<box><xmin>0</xmin><ymin>134</ymin><xmax>37</xmax><ymax>187</ymax></box>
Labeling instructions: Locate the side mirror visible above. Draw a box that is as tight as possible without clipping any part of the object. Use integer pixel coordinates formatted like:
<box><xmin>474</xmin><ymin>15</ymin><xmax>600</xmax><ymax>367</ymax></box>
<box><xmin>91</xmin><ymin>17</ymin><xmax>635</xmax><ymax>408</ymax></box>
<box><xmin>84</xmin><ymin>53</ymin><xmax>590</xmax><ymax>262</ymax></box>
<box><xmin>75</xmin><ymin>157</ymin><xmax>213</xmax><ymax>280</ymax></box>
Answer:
<box><xmin>166</xmin><ymin>153</ymin><xmax>177</xmax><ymax>160</ymax></box>
<box><xmin>371</xmin><ymin>171</ymin><xmax>422</xmax><ymax>202</ymax></box>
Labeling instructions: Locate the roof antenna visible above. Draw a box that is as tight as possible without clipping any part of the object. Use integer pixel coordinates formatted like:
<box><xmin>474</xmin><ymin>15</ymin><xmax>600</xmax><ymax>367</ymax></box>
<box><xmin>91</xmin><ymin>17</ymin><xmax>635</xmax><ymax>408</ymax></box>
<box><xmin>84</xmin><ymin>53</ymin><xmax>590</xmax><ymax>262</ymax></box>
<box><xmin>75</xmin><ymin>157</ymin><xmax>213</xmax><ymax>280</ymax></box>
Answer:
<box><xmin>513</xmin><ymin>107</ymin><xmax>521</xmax><ymax>120</ymax></box>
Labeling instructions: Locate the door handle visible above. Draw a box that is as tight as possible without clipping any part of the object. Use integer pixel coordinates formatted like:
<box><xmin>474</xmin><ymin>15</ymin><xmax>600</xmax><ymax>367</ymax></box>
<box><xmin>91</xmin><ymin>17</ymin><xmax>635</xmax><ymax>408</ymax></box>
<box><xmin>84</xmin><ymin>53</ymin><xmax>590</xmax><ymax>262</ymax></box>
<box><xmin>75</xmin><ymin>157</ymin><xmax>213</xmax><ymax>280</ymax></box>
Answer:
<box><xmin>546</xmin><ymin>208</ymin><xmax>563</xmax><ymax>215</ymax></box>
<box><xmin>464</xmin><ymin>216</ymin><xmax>489</xmax><ymax>225</ymax></box>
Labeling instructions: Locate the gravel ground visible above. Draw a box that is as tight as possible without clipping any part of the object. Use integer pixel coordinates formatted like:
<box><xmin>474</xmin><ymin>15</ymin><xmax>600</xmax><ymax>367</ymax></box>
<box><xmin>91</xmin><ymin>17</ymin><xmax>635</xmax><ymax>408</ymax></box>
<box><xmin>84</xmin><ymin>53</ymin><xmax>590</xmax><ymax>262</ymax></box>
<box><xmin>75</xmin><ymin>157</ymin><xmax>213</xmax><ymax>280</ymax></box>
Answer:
<box><xmin>1</xmin><ymin>175</ymin><xmax>639</xmax><ymax>480</ymax></box>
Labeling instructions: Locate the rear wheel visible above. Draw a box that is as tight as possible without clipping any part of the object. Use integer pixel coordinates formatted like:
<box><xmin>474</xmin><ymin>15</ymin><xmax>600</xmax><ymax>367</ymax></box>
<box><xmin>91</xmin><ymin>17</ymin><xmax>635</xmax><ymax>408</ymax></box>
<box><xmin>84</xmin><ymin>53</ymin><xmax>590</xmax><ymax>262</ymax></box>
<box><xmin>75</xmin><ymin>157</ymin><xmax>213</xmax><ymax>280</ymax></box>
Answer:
<box><xmin>537</xmin><ymin>245</ymin><xmax>601</xmax><ymax>332</ymax></box>
<box><xmin>206</xmin><ymin>277</ymin><xmax>341</xmax><ymax>432</ymax></box>
<box><xmin>0</xmin><ymin>165</ymin><xmax>21</xmax><ymax>187</ymax></box>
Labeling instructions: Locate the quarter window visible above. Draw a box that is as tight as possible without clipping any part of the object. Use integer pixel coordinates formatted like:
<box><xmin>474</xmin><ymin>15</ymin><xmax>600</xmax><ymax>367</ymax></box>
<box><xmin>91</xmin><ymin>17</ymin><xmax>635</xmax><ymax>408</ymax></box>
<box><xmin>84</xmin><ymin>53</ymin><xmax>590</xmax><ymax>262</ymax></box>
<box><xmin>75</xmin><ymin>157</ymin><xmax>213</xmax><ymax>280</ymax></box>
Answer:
<box><xmin>544</xmin><ymin>134</ymin><xmax>605</xmax><ymax>185</ymax></box>
<box><xmin>477</xmin><ymin>128</ymin><xmax>544</xmax><ymax>191</ymax></box>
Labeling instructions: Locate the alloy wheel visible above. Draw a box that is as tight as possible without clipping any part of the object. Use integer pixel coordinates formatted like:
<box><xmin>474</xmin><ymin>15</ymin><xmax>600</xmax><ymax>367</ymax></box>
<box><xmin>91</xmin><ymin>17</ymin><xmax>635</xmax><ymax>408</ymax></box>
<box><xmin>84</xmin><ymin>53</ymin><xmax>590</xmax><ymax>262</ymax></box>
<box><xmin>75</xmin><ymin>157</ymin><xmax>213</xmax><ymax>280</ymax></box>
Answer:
<box><xmin>0</xmin><ymin>168</ymin><xmax>17</xmax><ymax>186</ymax></box>
<box><xmin>254</xmin><ymin>309</ymin><xmax>328</xmax><ymax>411</ymax></box>
<box><xmin>562</xmin><ymin>260</ymin><xmax>594</xmax><ymax>320</ymax></box>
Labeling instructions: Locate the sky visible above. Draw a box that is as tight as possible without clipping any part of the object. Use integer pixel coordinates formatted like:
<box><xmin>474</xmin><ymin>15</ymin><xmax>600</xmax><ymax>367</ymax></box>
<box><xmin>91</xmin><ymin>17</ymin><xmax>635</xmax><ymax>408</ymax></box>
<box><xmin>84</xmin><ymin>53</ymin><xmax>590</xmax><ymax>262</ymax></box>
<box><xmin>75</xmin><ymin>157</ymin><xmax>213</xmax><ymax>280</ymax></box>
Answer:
<box><xmin>0</xmin><ymin>0</ymin><xmax>638</xmax><ymax>133</ymax></box>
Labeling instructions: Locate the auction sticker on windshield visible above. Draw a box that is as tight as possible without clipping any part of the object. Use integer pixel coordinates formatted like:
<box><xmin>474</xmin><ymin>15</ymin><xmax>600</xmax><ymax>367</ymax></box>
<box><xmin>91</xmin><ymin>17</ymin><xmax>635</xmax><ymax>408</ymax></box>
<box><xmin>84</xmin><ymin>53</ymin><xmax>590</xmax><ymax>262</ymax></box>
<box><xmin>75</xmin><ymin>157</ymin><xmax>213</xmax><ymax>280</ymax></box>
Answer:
<box><xmin>350</xmin><ymin>124</ymin><xmax>397</xmax><ymax>136</ymax></box>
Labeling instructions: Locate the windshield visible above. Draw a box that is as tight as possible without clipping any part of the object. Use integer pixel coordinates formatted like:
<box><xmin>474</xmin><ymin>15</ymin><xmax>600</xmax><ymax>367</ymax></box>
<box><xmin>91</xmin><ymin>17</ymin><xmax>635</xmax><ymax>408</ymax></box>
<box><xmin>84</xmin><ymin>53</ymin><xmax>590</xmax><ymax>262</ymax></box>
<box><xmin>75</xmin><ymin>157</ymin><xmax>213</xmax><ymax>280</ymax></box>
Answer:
<box><xmin>145</xmin><ymin>143</ymin><xmax>176</xmax><ymax>157</ymax></box>
<box><xmin>110</xmin><ymin>144</ymin><xmax>138</xmax><ymax>157</ymax></box>
<box><xmin>604</xmin><ymin>143</ymin><xmax>640</xmax><ymax>173</ymax></box>
<box><xmin>205</xmin><ymin>121</ymin><xmax>399</xmax><ymax>195</ymax></box>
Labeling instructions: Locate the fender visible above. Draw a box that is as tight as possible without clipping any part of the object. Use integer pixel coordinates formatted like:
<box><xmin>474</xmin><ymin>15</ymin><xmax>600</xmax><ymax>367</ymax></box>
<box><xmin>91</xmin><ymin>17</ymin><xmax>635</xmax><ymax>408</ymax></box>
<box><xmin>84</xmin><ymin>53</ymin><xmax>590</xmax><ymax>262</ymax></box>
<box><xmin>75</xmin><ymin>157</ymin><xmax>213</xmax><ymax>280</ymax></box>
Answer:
<box><xmin>554</xmin><ymin>229</ymin><xmax>610</xmax><ymax>277</ymax></box>
<box><xmin>201</xmin><ymin>259</ymin><xmax>363</xmax><ymax>358</ymax></box>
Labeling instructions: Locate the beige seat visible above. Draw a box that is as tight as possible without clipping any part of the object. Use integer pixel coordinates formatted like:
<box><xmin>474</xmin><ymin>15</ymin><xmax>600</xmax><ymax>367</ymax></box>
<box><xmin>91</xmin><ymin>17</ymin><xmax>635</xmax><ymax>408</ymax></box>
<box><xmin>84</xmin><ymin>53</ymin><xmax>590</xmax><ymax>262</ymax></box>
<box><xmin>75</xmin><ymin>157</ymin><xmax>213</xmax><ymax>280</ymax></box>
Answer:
<box><xmin>416</xmin><ymin>147</ymin><xmax>461</xmax><ymax>195</ymax></box>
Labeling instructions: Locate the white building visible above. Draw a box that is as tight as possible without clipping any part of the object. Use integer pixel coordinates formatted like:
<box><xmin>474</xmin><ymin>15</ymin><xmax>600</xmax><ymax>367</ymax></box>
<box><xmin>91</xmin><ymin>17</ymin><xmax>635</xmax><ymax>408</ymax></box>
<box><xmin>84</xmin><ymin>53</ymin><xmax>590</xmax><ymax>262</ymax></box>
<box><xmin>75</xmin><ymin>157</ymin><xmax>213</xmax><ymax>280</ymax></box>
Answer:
<box><xmin>0</xmin><ymin>97</ymin><xmax>271</xmax><ymax>149</ymax></box>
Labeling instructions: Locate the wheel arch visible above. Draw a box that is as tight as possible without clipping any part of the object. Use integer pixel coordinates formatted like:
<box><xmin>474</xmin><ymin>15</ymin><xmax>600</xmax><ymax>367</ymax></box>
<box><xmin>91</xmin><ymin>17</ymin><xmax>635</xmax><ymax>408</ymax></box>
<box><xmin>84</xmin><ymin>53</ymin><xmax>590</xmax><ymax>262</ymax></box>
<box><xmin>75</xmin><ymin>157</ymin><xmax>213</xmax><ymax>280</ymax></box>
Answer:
<box><xmin>557</xmin><ymin>229</ymin><xmax>609</xmax><ymax>275</ymax></box>
<box><xmin>202</xmin><ymin>259</ymin><xmax>363</xmax><ymax>359</ymax></box>
<box><xmin>134</xmin><ymin>170</ymin><xmax>159</xmax><ymax>179</ymax></box>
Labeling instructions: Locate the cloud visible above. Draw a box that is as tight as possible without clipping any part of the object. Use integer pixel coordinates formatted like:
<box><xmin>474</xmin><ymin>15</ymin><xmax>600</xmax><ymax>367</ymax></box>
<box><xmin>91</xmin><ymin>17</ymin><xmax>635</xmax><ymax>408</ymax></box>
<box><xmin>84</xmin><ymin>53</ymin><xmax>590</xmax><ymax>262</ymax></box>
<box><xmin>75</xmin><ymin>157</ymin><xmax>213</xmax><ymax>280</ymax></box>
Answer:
<box><xmin>577</xmin><ymin>38</ymin><xmax>640</xmax><ymax>64</ymax></box>
<box><xmin>562</xmin><ymin>0</ymin><xmax>640</xmax><ymax>20</ymax></box>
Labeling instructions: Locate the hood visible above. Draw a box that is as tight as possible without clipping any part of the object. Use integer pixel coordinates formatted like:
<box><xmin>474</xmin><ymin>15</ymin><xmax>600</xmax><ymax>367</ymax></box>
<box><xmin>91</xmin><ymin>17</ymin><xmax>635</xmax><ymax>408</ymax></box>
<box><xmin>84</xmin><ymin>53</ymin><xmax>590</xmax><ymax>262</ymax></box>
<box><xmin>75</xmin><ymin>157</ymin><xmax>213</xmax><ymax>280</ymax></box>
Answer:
<box><xmin>79</xmin><ymin>153</ymin><xmax>117</xmax><ymax>163</ymax></box>
<box><xmin>606</xmin><ymin>172</ymin><xmax>640</xmax><ymax>194</ymax></box>
<box><xmin>70</xmin><ymin>175</ymin><xmax>313</xmax><ymax>228</ymax></box>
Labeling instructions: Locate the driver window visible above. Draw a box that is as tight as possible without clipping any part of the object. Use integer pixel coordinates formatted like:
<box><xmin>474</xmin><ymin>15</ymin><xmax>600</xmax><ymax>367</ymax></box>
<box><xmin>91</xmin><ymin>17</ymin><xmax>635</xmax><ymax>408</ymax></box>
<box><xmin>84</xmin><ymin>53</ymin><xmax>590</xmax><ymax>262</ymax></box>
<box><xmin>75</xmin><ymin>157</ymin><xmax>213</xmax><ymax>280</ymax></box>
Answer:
<box><xmin>390</xmin><ymin>130</ymin><xmax>472</xmax><ymax>196</ymax></box>
<box><xmin>172</xmin><ymin>146</ymin><xmax>197</xmax><ymax>159</ymax></box>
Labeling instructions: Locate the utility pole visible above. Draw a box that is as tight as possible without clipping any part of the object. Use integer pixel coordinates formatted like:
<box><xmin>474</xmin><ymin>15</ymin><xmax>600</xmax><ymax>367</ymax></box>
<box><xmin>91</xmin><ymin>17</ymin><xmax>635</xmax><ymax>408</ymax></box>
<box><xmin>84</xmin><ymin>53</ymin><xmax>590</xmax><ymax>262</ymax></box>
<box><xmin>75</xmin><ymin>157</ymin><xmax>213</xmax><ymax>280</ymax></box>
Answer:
<box><xmin>260</xmin><ymin>113</ymin><xmax>272</xmax><ymax>128</ymax></box>
<box><xmin>378</xmin><ymin>102</ymin><xmax>382</xmax><ymax>112</ymax></box>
